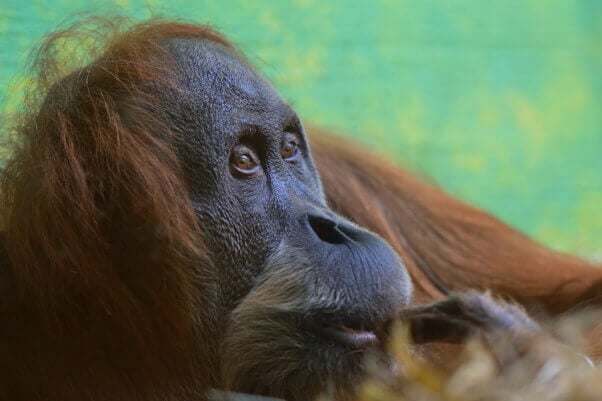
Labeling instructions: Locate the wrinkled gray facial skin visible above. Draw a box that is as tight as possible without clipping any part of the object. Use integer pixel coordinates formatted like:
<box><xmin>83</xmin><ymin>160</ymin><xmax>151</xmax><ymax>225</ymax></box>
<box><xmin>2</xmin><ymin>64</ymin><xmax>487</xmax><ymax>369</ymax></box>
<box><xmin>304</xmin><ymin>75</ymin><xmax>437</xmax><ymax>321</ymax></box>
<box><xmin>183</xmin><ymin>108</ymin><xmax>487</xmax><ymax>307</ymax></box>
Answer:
<box><xmin>164</xmin><ymin>39</ymin><xmax>412</xmax><ymax>401</ymax></box>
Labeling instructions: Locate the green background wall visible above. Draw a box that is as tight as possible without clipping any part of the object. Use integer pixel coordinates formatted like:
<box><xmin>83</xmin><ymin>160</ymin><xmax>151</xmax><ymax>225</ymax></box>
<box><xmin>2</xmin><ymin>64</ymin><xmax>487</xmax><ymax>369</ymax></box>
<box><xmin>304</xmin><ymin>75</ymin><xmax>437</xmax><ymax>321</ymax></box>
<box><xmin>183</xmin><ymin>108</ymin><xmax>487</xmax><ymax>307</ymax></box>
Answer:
<box><xmin>1</xmin><ymin>1</ymin><xmax>601</xmax><ymax>256</ymax></box>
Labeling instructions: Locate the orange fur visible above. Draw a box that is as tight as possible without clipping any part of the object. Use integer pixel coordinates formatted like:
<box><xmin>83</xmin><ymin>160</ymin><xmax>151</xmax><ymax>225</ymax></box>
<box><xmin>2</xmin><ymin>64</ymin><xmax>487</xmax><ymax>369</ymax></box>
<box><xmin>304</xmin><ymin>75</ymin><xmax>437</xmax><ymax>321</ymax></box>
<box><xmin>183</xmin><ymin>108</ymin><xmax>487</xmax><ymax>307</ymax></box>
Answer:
<box><xmin>310</xmin><ymin>130</ymin><xmax>602</xmax><ymax>358</ymax></box>
<box><xmin>0</xmin><ymin>18</ymin><xmax>600</xmax><ymax>401</ymax></box>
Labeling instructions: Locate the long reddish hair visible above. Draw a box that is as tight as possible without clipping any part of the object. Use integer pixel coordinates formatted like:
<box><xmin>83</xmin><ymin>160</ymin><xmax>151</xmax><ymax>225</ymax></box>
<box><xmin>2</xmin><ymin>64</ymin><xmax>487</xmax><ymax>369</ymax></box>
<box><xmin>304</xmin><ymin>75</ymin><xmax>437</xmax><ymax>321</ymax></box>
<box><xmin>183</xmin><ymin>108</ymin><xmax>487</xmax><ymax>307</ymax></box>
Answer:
<box><xmin>0</xmin><ymin>18</ymin><xmax>236</xmax><ymax>397</ymax></box>
<box><xmin>310</xmin><ymin>131</ymin><xmax>602</xmax><ymax>356</ymax></box>
<box><xmin>1</xmin><ymin>18</ymin><xmax>600</xmax><ymax>399</ymax></box>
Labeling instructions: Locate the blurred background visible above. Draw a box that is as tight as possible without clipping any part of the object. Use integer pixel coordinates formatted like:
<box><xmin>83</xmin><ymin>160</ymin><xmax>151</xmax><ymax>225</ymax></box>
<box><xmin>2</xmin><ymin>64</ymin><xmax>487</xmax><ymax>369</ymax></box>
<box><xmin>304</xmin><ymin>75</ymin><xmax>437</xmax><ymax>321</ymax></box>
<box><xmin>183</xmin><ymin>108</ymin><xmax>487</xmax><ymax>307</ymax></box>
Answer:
<box><xmin>1</xmin><ymin>0</ymin><xmax>600</xmax><ymax>256</ymax></box>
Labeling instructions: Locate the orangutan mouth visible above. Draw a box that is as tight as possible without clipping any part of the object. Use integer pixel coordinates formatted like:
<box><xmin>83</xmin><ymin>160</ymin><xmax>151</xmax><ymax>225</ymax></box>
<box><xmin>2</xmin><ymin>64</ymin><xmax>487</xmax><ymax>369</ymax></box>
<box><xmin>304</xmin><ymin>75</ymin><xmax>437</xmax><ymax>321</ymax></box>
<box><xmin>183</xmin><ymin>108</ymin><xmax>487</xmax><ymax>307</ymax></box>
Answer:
<box><xmin>311</xmin><ymin>320</ymin><xmax>383</xmax><ymax>349</ymax></box>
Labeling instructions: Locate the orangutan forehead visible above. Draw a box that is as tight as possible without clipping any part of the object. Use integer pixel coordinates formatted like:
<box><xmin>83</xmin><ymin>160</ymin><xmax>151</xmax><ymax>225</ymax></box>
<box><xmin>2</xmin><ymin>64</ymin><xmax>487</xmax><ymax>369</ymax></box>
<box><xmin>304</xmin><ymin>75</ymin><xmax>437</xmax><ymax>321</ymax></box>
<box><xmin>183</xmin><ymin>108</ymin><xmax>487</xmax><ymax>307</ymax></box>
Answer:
<box><xmin>164</xmin><ymin>38</ymin><xmax>280</xmax><ymax>107</ymax></box>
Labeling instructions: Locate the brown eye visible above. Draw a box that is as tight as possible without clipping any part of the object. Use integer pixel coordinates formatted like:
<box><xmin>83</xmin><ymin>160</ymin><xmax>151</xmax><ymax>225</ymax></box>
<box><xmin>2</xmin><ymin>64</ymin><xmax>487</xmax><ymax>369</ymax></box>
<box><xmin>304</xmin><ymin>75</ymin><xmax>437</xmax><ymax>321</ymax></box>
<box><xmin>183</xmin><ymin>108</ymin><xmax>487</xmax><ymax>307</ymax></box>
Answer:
<box><xmin>281</xmin><ymin>138</ymin><xmax>299</xmax><ymax>161</ymax></box>
<box><xmin>231</xmin><ymin>146</ymin><xmax>259</xmax><ymax>175</ymax></box>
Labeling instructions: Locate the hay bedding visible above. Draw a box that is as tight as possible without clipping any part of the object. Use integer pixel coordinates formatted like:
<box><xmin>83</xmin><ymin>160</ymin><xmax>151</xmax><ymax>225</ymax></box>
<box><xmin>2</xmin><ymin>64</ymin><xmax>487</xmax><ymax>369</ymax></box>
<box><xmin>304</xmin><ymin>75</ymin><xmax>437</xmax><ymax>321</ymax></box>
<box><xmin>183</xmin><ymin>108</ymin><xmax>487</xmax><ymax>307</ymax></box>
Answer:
<box><xmin>355</xmin><ymin>327</ymin><xmax>600</xmax><ymax>401</ymax></box>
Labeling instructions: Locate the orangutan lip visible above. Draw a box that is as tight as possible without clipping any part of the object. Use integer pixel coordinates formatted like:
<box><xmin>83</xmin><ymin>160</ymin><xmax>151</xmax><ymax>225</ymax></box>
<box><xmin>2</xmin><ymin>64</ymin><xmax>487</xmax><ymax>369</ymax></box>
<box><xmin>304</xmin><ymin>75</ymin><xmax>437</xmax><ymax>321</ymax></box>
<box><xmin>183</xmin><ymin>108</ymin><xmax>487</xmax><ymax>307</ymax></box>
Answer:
<box><xmin>312</xmin><ymin>323</ymin><xmax>380</xmax><ymax>349</ymax></box>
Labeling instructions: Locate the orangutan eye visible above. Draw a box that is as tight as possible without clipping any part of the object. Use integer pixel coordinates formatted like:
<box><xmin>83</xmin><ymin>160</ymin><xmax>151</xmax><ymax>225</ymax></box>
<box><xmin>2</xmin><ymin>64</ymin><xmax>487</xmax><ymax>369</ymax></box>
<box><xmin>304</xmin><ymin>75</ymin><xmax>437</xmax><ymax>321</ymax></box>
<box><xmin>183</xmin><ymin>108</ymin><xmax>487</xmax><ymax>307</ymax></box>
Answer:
<box><xmin>281</xmin><ymin>135</ymin><xmax>299</xmax><ymax>161</ymax></box>
<box><xmin>231</xmin><ymin>145</ymin><xmax>259</xmax><ymax>175</ymax></box>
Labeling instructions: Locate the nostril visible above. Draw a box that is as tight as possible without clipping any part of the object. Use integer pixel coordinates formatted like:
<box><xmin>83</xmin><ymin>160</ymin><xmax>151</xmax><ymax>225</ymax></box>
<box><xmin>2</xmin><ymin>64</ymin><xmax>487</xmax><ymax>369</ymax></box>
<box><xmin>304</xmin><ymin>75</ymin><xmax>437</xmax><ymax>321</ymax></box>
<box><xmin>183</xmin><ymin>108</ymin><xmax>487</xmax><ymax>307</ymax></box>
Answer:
<box><xmin>307</xmin><ymin>215</ymin><xmax>348</xmax><ymax>245</ymax></box>
<box><xmin>336</xmin><ymin>222</ymin><xmax>364</xmax><ymax>242</ymax></box>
